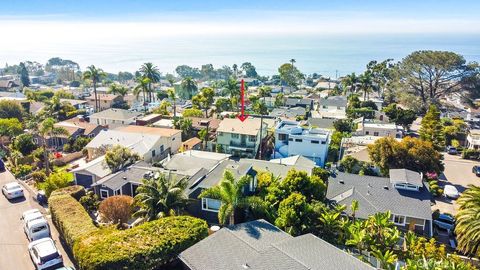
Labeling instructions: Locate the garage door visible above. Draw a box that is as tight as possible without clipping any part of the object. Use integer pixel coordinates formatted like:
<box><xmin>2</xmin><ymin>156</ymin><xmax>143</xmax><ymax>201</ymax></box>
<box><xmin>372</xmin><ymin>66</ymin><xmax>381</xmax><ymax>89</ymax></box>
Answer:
<box><xmin>75</xmin><ymin>173</ymin><xmax>94</xmax><ymax>188</ymax></box>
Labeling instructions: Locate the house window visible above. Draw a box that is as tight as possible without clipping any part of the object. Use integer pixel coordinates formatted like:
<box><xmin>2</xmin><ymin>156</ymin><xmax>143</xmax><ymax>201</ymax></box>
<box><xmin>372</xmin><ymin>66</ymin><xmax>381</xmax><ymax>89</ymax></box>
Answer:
<box><xmin>337</xmin><ymin>106</ymin><xmax>341</xmax><ymax>110</ymax></box>
<box><xmin>160</xmin><ymin>145</ymin><xmax>164</xmax><ymax>153</ymax></box>
<box><xmin>374</xmin><ymin>132</ymin><xmax>379</xmax><ymax>136</ymax></box>
<box><xmin>392</xmin><ymin>214</ymin><xmax>406</xmax><ymax>226</ymax></box>
<box><xmin>322</xmin><ymin>105</ymin><xmax>327</xmax><ymax>109</ymax></box>
<box><xmin>288</xmin><ymin>138</ymin><xmax>293</xmax><ymax>141</ymax></box>
<box><xmin>321</xmin><ymin>141</ymin><xmax>326</xmax><ymax>144</ymax></box>
<box><xmin>115</xmin><ymin>189</ymin><xmax>121</xmax><ymax>195</ymax></box>
<box><xmin>311</xmin><ymin>140</ymin><xmax>319</xmax><ymax>144</ymax></box>
<box><xmin>365</xmin><ymin>131</ymin><xmax>370</xmax><ymax>135</ymax></box>
<box><xmin>201</xmin><ymin>198</ymin><xmax>221</xmax><ymax>212</ymax></box>
<box><xmin>100</xmin><ymin>189</ymin><xmax>109</xmax><ymax>199</ymax></box>
<box><xmin>97</xmin><ymin>119</ymin><xmax>100</xmax><ymax>124</ymax></box>
<box><xmin>218</xmin><ymin>132</ymin><xmax>224</xmax><ymax>136</ymax></box>
<box><xmin>248</xmin><ymin>135</ymin><xmax>256</xmax><ymax>142</ymax></box>
<box><xmin>278</xmin><ymin>134</ymin><xmax>288</xmax><ymax>141</ymax></box>
<box><xmin>152</xmin><ymin>150</ymin><xmax>156</xmax><ymax>157</ymax></box>
<box><xmin>232</xmin><ymin>134</ymin><xmax>239</xmax><ymax>139</ymax></box>
<box><xmin>295</xmin><ymin>139</ymin><xmax>302</xmax><ymax>142</ymax></box>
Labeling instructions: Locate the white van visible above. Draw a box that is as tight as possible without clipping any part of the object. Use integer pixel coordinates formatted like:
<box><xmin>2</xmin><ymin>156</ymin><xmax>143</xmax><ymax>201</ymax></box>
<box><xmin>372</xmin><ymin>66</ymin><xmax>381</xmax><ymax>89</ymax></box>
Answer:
<box><xmin>22</xmin><ymin>209</ymin><xmax>43</xmax><ymax>224</ymax></box>
<box><xmin>24</xmin><ymin>217</ymin><xmax>50</xmax><ymax>242</ymax></box>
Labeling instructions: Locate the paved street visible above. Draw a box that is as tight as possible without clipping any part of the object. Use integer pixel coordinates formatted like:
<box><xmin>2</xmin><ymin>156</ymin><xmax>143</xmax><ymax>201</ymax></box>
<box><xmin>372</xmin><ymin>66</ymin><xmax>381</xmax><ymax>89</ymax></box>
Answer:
<box><xmin>0</xmin><ymin>169</ymin><xmax>74</xmax><ymax>270</ymax></box>
<box><xmin>432</xmin><ymin>153</ymin><xmax>480</xmax><ymax>215</ymax></box>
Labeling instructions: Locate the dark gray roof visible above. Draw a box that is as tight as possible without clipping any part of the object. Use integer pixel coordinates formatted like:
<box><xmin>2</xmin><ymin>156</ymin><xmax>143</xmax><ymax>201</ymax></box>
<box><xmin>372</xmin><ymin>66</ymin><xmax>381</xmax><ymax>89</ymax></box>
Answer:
<box><xmin>326</xmin><ymin>172</ymin><xmax>432</xmax><ymax>220</ymax></box>
<box><xmin>307</xmin><ymin>118</ymin><xmax>336</xmax><ymax>129</ymax></box>
<box><xmin>319</xmin><ymin>96</ymin><xmax>348</xmax><ymax>107</ymax></box>
<box><xmin>285</xmin><ymin>98</ymin><xmax>313</xmax><ymax>107</ymax></box>
<box><xmin>389</xmin><ymin>169</ymin><xmax>423</xmax><ymax>187</ymax></box>
<box><xmin>163</xmin><ymin>154</ymin><xmax>224</xmax><ymax>176</ymax></box>
<box><xmin>193</xmin><ymin>160</ymin><xmax>252</xmax><ymax>190</ymax></box>
<box><xmin>179</xmin><ymin>220</ymin><xmax>375</xmax><ymax>270</ymax></box>
<box><xmin>269</xmin><ymin>107</ymin><xmax>306</xmax><ymax>118</ymax></box>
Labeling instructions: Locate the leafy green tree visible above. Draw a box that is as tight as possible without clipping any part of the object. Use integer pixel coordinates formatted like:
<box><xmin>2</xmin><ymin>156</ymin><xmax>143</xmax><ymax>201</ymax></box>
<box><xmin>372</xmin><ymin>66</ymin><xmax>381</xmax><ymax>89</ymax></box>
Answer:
<box><xmin>252</xmin><ymin>100</ymin><xmax>267</xmax><ymax>115</ymax></box>
<box><xmin>215</xmin><ymin>97</ymin><xmax>231</xmax><ymax>113</ymax></box>
<box><xmin>175</xmin><ymin>65</ymin><xmax>201</xmax><ymax>79</ymax></box>
<box><xmin>455</xmin><ymin>185</ymin><xmax>480</xmax><ymax>256</ymax></box>
<box><xmin>134</xmin><ymin>175</ymin><xmax>190</xmax><ymax>222</ymax></box>
<box><xmin>72</xmin><ymin>137</ymin><xmax>91</xmax><ymax>152</ymax></box>
<box><xmin>0</xmin><ymin>118</ymin><xmax>22</xmax><ymax>138</ymax></box>
<box><xmin>443</xmin><ymin>118</ymin><xmax>467</xmax><ymax>146</ymax></box>
<box><xmin>13</xmin><ymin>133</ymin><xmax>35</xmax><ymax>156</ymax></box>
<box><xmin>117</xmin><ymin>71</ymin><xmax>134</xmax><ymax>82</ymax></box>
<box><xmin>275</xmin><ymin>193</ymin><xmax>313</xmax><ymax>236</ymax></box>
<box><xmin>383</xmin><ymin>103</ymin><xmax>417</xmax><ymax>130</ymax></box>
<box><xmin>39</xmin><ymin>171</ymin><xmax>74</xmax><ymax>197</ymax></box>
<box><xmin>333</xmin><ymin>119</ymin><xmax>352</xmax><ymax>133</ymax></box>
<box><xmin>199</xmin><ymin>170</ymin><xmax>266</xmax><ymax>225</ymax></box>
<box><xmin>104</xmin><ymin>145</ymin><xmax>140</xmax><ymax>172</ymax></box>
<box><xmin>341</xmin><ymin>73</ymin><xmax>358</xmax><ymax>94</ymax></box>
<box><xmin>368</xmin><ymin>136</ymin><xmax>444</xmax><ymax>175</ymax></box>
<box><xmin>258</xmin><ymin>86</ymin><xmax>272</xmax><ymax>97</ymax></box>
<box><xmin>167</xmin><ymin>88</ymin><xmax>177</xmax><ymax>117</ymax></box>
<box><xmin>274</xmin><ymin>93</ymin><xmax>285</xmax><ymax>107</ymax></box>
<box><xmin>173</xmin><ymin>118</ymin><xmax>193</xmax><ymax>140</ymax></box>
<box><xmin>83</xmin><ymin>65</ymin><xmax>106</xmax><ymax>112</ymax></box>
<box><xmin>139</xmin><ymin>62</ymin><xmax>161</xmax><ymax>102</ymax></box>
<box><xmin>192</xmin><ymin>87</ymin><xmax>215</xmax><ymax>118</ymax></box>
<box><xmin>395</xmin><ymin>50</ymin><xmax>479</xmax><ymax>107</ymax></box>
<box><xmin>182</xmin><ymin>108</ymin><xmax>203</xmax><ymax>117</ymax></box>
<box><xmin>108</xmin><ymin>83</ymin><xmax>129</xmax><ymax>97</ymax></box>
<box><xmin>80</xmin><ymin>191</ymin><xmax>100</xmax><ymax>213</ymax></box>
<box><xmin>278</xmin><ymin>63</ymin><xmax>304</xmax><ymax>89</ymax></box>
<box><xmin>39</xmin><ymin>118</ymin><xmax>68</xmax><ymax>175</ymax></box>
<box><xmin>18</xmin><ymin>62</ymin><xmax>30</xmax><ymax>87</ymax></box>
<box><xmin>419</xmin><ymin>104</ymin><xmax>445</xmax><ymax>151</ymax></box>
<box><xmin>181</xmin><ymin>77</ymin><xmax>198</xmax><ymax>99</ymax></box>
<box><xmin>99</xmin><ymin>195</ymin><xmax>134</xmax><ymax>225</ymax></box>
<box><xmin>340</xmin><ymin>156</ymin><xmax>359</xmax><ymax>173</ymax></box>
<box><xmin>240</xmin><ymin>62</ymin><xmax>258</xmax><ymax>78</ymax></box>
<box><xmin>0</xmin><ymin>100</ymin><xmax>24</xmax><ymax>121</ymax></box>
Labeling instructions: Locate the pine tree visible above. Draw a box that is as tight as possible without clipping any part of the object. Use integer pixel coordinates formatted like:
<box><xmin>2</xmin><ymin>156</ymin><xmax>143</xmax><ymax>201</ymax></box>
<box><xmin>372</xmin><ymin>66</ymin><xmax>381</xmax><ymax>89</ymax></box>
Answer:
<box><xmin>419</xmin><ymin>105</ymin><xmax>444</xmax><ymax>151</ymax></box>
<box><xmin>18</xmin><ymin>62</ymin><xmax>30</xmax><ymax>87</ymax></box>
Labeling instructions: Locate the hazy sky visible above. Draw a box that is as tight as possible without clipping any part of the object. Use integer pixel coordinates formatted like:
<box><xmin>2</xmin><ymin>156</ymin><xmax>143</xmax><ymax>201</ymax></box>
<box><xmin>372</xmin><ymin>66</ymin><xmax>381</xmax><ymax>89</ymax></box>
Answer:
<box><xmin>1</xmin><ymin>0</ymin><xmax>480</xmax><ymax>75</ymax></box>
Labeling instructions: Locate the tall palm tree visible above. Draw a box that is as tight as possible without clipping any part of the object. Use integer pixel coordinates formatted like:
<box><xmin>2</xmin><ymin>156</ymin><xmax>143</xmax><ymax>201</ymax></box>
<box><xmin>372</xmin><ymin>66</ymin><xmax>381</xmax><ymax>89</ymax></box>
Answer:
<box><xmin>181</xmin><ymin>77</ymin><xmax>198</xmax><ymax>99</ymax></box>
<box><xmin>371</xmin><ymin>248</ymin><xmax>397</xmax><ymax>270</ymax></box>
<box><xmin>140</xmin><ymin>63</ymin><xmax>161</xmax><ymax>102</ymax></box>
<box><xmin>39</xmin><ymin>118</ymin><xmax>68</xmax><ymax>176</ymax></box>
<box><xmin>358</xmin><ymin>72</ymin><xmax>374</xmax><ymax>100</ymax></box>
<box><xmin>341</xmin><ymin>72</ymin><xmax>358</xmax><ymax>95</ymax></box>
<box><xmin>351</xmin><ymin>200</ymin><xmax>359</xmax><ymax>222</ymax></box>
<box><xmin>108</xmin><ymin>83</ymin><xmax>129</xmax><ymax>97</ymax></box>
<box><xmin>224</xmin><ymin>77</ymin><xmax>239</xmax><ymax>112</ymax></box>
<box><xmin>199</xmin><ymin>170</ymin><xmax>266</xmax><ymax>225</ymax></box>
<box><xmin>167</xmin><ymin>88</ymin><xmax>177</xmax><ymax>117</ymax></box>
<box><xmin>455</xmin><ymin>185</ymin><xmax>480</xmax><ymax>256</ymax></box>
<box><xmin>290</xmin><ymin>58</ymin><xmax>296</xmax><ymax>68</ymax></box>
<box><xmin>133</xmin><ymin>174</ymin><xmax>190</xmax><ymax>222</ymax></box>
<box><xmin>133</xmin><ymin>77</ymin><xmax>151</xmax><ymax>112</ymax></box>
<box><xmin>83</xmin><ymin>65</ymin><xmax>106</xmax><ymax>112</ymax></box>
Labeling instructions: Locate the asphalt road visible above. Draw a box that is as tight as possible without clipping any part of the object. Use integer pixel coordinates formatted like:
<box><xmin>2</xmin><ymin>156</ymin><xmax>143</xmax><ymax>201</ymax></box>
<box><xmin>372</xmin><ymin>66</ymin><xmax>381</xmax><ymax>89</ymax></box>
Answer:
<box><xmin>0</xmin><ymin>169</ymin><xmax>74</xmax><ymax>270</ymax></box>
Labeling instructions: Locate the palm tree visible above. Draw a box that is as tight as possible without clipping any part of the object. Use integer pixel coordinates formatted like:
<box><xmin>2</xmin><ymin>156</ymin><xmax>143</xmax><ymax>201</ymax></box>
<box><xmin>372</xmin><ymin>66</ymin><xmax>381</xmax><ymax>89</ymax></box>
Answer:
<box><xmin>133</xmin><ymin>77</ymin><xmax>150</xmax><ymax>112</ymax></box>
<box><xmin>133</xmin><ymin>174</ymin><xmax>190</xmax><ymax>222</ymax></box>
<box><xmin>108</xmin><ymin>83</ymin><xmax>129</xmax><ymax>97</ymax></box>
<box><xmin>224</xmin><ymin>77</ymin><xmax>239</xmax><ymax>112</ymax></box>
<box><xmin>181</xmin><ymin>77</ymin><xmax>198</xmax><ymax>99</ymax></box>
<box><xmin>232</xmin><ymin>64</ymin><xmax>238</xmax><ymax>78</ymax></box>
<box><xmin>290</xmin><ymin>58</ymin><xmax>296</xmax><ymax>68</ymax></box>
<box><xmin>358</xmin><ymin>72</ymin><xmax>374</xmax><ymax>100</ymax></box>
<box><xmin>199</xmin><ymin>170</ymin><xmax>266</xmax><ymax>225</ymax></box>
<box><xmin>351</xmin><ymin>200</ymin><xmax>359</xmax><ymax>222</ymax></box>
<box><xmin>39</xmin><ymin>118</ymin><xmax>68</xmax><ymax>176</ymax></box>
<box><xmin>455</xmin><ymin>185</ymin><xmax>480</xmax><ymax>256</ymax></box>
<box><xmin>83</xmin><ymin>65</ymin><xmax>106</xmax><ymax>112</ymax></box>
<box><xmin>139</xmin><ymin>63</ymin><xmax>161</xmax><ymax>102</ymax></box>
<box><xmin>317</xmin><ymin>206</ymin><xmax>346</xmax><ymax>244</ymax></box>
<box><xmin>341</xmin><ymin>72</ymin><xmax>358</xmax><ymax>95</ymax></box>
<box><xmin>371</xmin><ymin>248</ymin><xmax>397</xmax><ymax>270</ymax></box>
<box><xmin>167</xmin><ymin>88</ymin><xmax>177</xmax><ymax>117</ymax></box>
<box><xmin>346</xmin><ymin>221</ymin><xmax>367</xmax><ymax>255</ymax></box>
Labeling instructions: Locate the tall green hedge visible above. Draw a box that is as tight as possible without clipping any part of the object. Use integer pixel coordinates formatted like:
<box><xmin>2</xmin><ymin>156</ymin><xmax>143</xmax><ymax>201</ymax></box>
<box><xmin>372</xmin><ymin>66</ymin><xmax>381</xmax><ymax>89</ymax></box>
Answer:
<box><xmin>48</xmin><ymin>187</ymin><xmax>208</xmax><ymax>270</ymax></box>
<box><xmin>74</xmin><ymin>216</ymin><xmax>208</xmax><ymax>270</ymax></box>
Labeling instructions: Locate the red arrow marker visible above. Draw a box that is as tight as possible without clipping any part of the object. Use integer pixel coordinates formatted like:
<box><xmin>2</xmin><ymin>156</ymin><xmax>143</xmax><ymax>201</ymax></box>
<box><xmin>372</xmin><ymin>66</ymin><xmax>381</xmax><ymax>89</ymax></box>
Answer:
<box><xmin>237</xmin><ymin>79</ymin><xmax>249</xmax><ymax>122</ymax></box>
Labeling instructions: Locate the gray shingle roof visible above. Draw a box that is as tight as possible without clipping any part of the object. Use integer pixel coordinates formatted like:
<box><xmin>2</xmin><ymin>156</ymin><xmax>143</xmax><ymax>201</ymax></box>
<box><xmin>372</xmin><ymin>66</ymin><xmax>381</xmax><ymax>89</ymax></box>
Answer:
<box><xmin>319</xmin><ymin>96</ymin><xmax>348</xmax><ymax>107</ymax></box>
<box><xmin>389</xmin><ymin>169</ymin><xmax>423</xmax><ymax>187</ymax></box>
<box><xmin>326</xmin><ymin>172</ymin><xmax>432</xmax><ymax>220</ymax></box>
<box><xmin>307</xmin><ymin>118</ymin><xmax>336</xmax><ymax>129</ymax></box>
<box><xmin>179</xmin><ymin>220</ymin><xmax>375</xmax><ymax>270</ymax></box>
<box><xmin>269</xmin><ymin>107</ymin><xmax>306</xmax><ymax>118</ymax></box>
<box><xmin>285</xmin><ymin>98</ymin><xmax>313</xmax><ymax>107</ymax></box>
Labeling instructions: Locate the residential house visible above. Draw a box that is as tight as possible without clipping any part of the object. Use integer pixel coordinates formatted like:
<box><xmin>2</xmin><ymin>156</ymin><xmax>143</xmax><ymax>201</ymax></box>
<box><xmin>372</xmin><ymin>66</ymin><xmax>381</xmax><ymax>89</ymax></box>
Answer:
<box><xmin>187</xmin><ymin>117</ymin><xmax>221</xmax><ymax>135</ymax></box>
<box><xmin>269</xmin><ymin>107</ymin><xmax>306</xmax><ymax>120</ymax></box>
<box><xmin>89</xmin><ymin>108</ymin><xmax>142</xmax><ymax>129</ymax></box>
<box><xmin>41</xmin><ymin>117</ymin><xmax>104</xmax><ymax>150</ymax></box>
<box><xmin>274</xmin><ymin>120</ymin><xmax>330</xmax><ymax>167</ymax></box>
<box><xmin>72</xmin><ymin>156</ymin><xmax>111</xmax><ymax>189</ymax></box>
<box><xmin>179</xmin><ymin>219</ymin><xmax>375</xmax><ymax>270</ymax></box>
<box><xmin>317</xmin><ymin>96</ymin><xmax>347</xmax><ymax>119</ymax></box>
<box><xmin>116</xmin><ymin>125</ymin><xmax>182</xmax><ymax>153</ymax></box>
<box><xmin>467</xmin><ymin>129</ymin><xmax>480</xmax><ymax>149</ymax></box>
<box><xmin>181</xmin><ymin>137</ymin><xmax>202</xmax><ymax>151</ymax></box>
<box><xmin>307</xmin><ymin>118</ymin><xmax>336</xmax><ymax>130</ymax></box>
<box><xmin>326</xmin><ymin>169</ymin><xmax>432</xmax><ymax>236</ymax></box>
<box><xmin>136</xmin><ymin>113</ymin><xmax>163</xmax><ymax>126</ymax></box>
<box><xmin>355</xmin><ymin>120</ymin><xmax>403</xmax><ymax>138</ymax></box>
<box><xmin>216</xmin><ymin>117</ymin><xmax>268</xmax><ymax>158</ymax></box>
<box><xmin>84</xmin><ymin>126</ymin><xmax>181</xmax><ymax>163</ymax></box>
<box><xmin>152</xmin><ymin>119</ymin><xmax>174</xmax><ymax>129</ymax></box>
<box><xmin>60</xmin><ymin>99</ymin><xmax>89</xmax><ymax>110</ymax></box>
<box><xmin>285</xmin><ymin>97</ymin><xmax>313</xmax><ymax>109</ymax></box>
<box><xmin>86</xmin><ymin>94</ymin><xmax>123</xmax><ymax>111</ymax></box>
<box><xmin>339</xmin><ymin>135</ymin><xmax>401</xmax><ymax>168</ymax></box>
<box><xmin>0</xmin><ymin>80</ymin><xmax>20</xmax><ymax>91</ymax></box>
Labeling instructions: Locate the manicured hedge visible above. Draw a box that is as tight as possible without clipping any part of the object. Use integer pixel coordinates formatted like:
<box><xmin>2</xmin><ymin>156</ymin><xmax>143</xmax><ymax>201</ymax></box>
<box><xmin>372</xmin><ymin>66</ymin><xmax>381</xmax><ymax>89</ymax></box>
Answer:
<box><xmin>49</xmin><ymin>187</ymin><xmax>209</xmax><ymax>270</ymax></box>
<box><xmin>49</xmin><ymin>193</ymin><xmax>98</xmax><ymax>249</ymax></box>
<box><xmin>50</xmin><ymin>185</ymin><xmax>86</xmax><ymax>201</ymax></box>
<box><xmin>74</xmin><ymin>216</ymin><xmax>208</xmax><ymax>270</ymax></box>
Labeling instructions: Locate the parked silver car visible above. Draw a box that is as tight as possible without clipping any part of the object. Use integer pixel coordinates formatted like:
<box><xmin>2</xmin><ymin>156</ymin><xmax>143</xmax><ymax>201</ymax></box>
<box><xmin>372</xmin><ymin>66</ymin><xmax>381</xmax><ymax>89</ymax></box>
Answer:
<box><xmin>28</xmin><ymin>238</ymin><xmax>63</xmax><ymax>270</ymax></box>
<box><xmin>2</xmin><ymin>182</ymin><xmax>24</xmax><ymax>199</ymax></box>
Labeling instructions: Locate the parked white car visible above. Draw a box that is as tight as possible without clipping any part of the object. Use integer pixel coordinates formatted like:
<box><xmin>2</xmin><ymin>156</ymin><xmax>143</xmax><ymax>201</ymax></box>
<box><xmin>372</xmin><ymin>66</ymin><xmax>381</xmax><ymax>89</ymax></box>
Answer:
<box><xmin>22</xmin><ymin>209</ymin><xmax>43</xmax><ymax>224</ymax></box>
<box><xmin>28</xmin><ymin>238</ymin><xmax>63</xmax><ymax>270</ymax></box>
<box><xmin>2</xmin><ymin>182</ymin><xmax>24</xmax><ymax>199</ymax></box>
<box><xmin>444</xmin><ymin>185</ymin><xmax>460</xmax><ymax>199</ymax></box>
<box><xmin>24</xmin><ymin>217</ymin><xmax>51</xmax><ymax>241</ymax></box>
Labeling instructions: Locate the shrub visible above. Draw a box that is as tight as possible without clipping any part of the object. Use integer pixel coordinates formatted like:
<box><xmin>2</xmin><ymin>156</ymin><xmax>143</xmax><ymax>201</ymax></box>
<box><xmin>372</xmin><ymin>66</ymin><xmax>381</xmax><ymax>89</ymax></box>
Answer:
<box><xmin>31</xmin><ymin>171</ymin><xmax>47</xmax><ymax>184</ymax></box>
<box><xmin>79</xmin><ymin>191</ymin><xmax>100</xmax><ymax>213</ymax></box>
<box><xmin>63</xmin><ymin>143</ymin><xmax>72</xmax><ymax>153</ymax></box>
<box><xmin>51</xmin><ymin>185</ymin><xmax>86</xmax><ymax>201</ymax></box>
<box><xmin>49</xmin><ymin>193</ymin><xmax>98</xmax><ymax>249</ymax></box>
<box><xmin>462</xmin><ymin>149</ymin><xmax>479</xmax><ymax>160</ymax></box>
<box><xmin>39</xmin><ymin>171</ymin><xmax>74</xmax><ymax>197</ymax></box>
<box><xmin>12</xmin><ymin>164</ymin><xmax>33</xmax><ymax>178</ymax></box>
<box><xmin>74</xmin><ymin>216</ymin><xmax>208</xmax><ymax>270</ymax></box>
<box><xmin>99</xmin><ymin>195</ymin><xmax>134</xmax><ymax>225</ymax></box>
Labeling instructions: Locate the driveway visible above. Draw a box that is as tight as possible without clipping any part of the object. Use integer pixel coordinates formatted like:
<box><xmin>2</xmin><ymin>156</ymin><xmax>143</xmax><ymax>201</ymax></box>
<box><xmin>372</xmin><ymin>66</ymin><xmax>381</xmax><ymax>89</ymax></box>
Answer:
<box><xmin>432</xmin><ymin>153</ymin><xmax>480</xmax><ymax>215</ymax></box>
<box><xmin>0</xmin><ymin>169</ymin><xmax>74</xmax><ymax>270</ymax></box>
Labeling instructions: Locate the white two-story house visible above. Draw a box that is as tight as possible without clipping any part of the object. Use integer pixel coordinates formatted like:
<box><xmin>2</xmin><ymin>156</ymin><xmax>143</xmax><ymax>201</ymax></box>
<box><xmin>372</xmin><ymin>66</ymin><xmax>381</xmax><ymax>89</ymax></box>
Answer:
<box><xmin>316</xmin><ymin>95</ymin><xmax>348</xmax><ymax>119</ymax></box>
<box><xmin>274</xmin><ymin>120</ymin><xmax>330</xmax><ymax>167</ymax></box>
